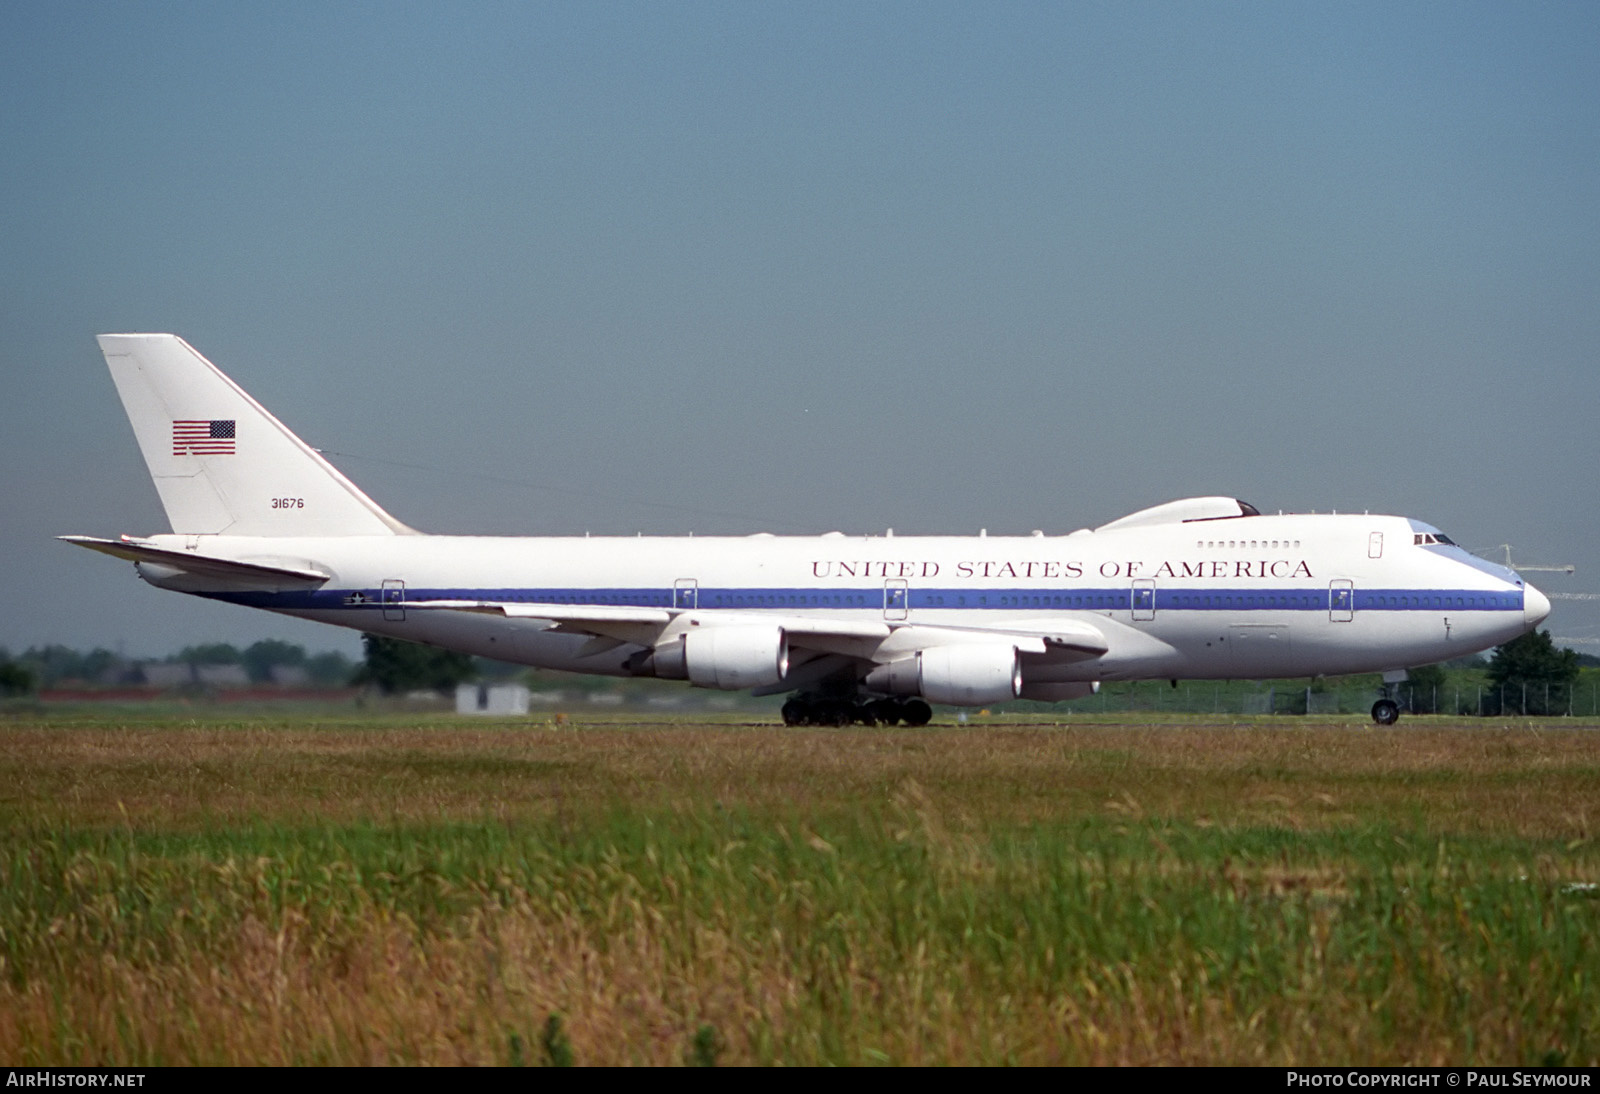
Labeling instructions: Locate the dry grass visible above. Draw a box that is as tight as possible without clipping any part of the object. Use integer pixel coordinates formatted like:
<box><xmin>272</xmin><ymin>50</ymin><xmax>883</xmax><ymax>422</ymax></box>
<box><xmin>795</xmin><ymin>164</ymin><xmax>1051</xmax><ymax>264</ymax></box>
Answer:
<box><xmin>2</xmin><ymin>712</ymin><xmax>1598</xmax><ymax>1064</ymax></box>
<box><xmin>6</xmin><ymin>716</ymin><xmax>1597</xmax><ymax>836</ymax></box>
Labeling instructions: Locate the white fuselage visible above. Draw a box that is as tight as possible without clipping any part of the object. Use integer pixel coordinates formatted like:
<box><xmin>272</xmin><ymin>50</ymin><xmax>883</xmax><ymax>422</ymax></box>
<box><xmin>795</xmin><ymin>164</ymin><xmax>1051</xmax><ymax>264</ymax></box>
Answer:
<box><xmin>75</xmin><ymin>336</ymin><xmax>1550</xmax><ymax>715</ymax></box>
<box><xmin>134</xmin><ymin>511</ymin><xmax>1543</xmax><ymax>686</ymax></box>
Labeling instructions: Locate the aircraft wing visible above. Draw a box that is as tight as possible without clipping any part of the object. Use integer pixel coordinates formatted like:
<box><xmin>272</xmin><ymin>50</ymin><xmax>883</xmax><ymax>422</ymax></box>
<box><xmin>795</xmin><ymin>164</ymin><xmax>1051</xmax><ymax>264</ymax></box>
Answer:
<box><xmin>405</xmin><ymin>599</ymin><xmax>1107</xmax><ymax>663</ymax></box>
<box><xmin>60</xmin><ymin>535</ymin><xmax>331</xmax><ymax>585</ymax></box>
<box><xmin>405</xmin><ymin>599</ymin><xmax>892</xmax><ymax>652</ymax></box>
<box><xmin>928</xmin><ymin>618</ymin><xmax>1109</xmax><ymax>658</ymax></box>
<box><xmin>406</xmin><ymin>599</ymin><xmax>673</xmax><ymax>625</ymax></box>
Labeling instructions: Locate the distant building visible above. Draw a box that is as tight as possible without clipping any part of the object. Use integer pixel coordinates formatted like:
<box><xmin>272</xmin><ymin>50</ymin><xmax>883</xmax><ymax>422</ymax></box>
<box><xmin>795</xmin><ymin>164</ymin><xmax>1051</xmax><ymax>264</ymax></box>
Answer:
<box><xmin>268</xmin><ymin>664</ymin><xmax>311</xmax><ymax>687</ymax></box>
<box><xmin>455</xmin><ymin>683</ymin><xmax>531</xmax><ymax>715</ymax></box>
<box><xmin>139</xmin><ymin>662</ymin><xmax>195</xmax><ymax>688</ymax></box>
<box><xmin>194</xmin><ymin>664</ymin><xmax>250</xmax><ymax>688</ymax></box>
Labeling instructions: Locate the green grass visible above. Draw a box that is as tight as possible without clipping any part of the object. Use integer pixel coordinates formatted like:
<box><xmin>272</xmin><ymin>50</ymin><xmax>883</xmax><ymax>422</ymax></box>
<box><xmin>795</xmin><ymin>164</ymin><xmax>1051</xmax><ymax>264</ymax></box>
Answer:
<box><xmin>2</xmin><ymin>712</ymin><xmax>1598</xmax><ymax>1064</ymax></box>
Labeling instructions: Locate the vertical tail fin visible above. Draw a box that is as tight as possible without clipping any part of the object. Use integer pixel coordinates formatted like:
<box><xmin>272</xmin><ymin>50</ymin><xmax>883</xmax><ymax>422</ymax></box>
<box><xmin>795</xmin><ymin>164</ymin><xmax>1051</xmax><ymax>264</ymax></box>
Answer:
<box><xmin>97</xmin><ymin>333</ymin><xmax>412</xmax><ymax>536</ymax></box>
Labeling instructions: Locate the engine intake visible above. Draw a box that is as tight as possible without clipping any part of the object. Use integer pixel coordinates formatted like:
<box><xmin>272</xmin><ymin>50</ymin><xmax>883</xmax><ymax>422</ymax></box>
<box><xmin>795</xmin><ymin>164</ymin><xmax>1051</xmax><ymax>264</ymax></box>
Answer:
<box><xmin>864</xmin><ymin>643</ymin><xmax>1022</xmax><ymax>707</ymax></box>
<box><xmin>647</xmin><ymin>625</ymin><xmax>789</xmax><ymax>690</ymax></box>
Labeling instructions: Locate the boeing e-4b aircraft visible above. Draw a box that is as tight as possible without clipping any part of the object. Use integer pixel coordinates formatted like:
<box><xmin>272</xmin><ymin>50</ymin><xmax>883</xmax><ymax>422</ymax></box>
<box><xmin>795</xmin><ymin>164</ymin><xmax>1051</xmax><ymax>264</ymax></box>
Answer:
<box><xmin>65</xmin><ymin>335</ymin><xmax>1551</xmax><ymax>725</ymax></box>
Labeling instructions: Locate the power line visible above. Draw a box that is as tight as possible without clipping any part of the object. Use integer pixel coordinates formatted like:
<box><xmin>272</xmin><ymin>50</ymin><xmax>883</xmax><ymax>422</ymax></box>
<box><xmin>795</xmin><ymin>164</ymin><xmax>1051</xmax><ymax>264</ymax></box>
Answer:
<box><xmin>316</xmin><ymin>448</ymin><xmax>802</xmax><ymax>531</ymax></box>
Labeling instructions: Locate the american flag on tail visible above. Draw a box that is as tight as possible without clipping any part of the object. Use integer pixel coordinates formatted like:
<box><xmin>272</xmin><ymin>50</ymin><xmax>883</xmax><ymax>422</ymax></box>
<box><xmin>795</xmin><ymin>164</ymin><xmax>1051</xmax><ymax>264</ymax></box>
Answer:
<box><xmin>172</xmin><ymin>419</ymin><xmax>236</xmax><ymax>455</ymax></box>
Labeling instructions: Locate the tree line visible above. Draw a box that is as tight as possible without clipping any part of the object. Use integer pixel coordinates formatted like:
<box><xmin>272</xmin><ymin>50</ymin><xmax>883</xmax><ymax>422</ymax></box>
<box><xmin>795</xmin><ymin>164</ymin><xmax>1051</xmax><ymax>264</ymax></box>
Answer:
<box><xmin>0</xmin><ymin>640</ymin><xmax>358</xmax><ymax>694</ymax></box>
<box><xmin>0</xmin><ymin>636</ymin><xmax>488</xmax><ymax>697</ymax></box>
<box><xmin>1</xmin><ymin>629</ymin><xmax>1591</xmax><ymax>709</ymax></box>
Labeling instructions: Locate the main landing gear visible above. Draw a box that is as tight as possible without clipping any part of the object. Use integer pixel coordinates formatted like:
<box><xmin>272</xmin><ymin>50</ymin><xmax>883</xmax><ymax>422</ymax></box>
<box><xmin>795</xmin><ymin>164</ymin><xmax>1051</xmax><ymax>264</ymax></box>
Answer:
<box><xmin>1370</xmin><ymin>699</ymin><xmax>1401</xmax><ymax>725</ymax></box>
<box><xmin>781</xmin><ymin>695</ymin><xmax>933</xmax><ymax>727</ymax></box>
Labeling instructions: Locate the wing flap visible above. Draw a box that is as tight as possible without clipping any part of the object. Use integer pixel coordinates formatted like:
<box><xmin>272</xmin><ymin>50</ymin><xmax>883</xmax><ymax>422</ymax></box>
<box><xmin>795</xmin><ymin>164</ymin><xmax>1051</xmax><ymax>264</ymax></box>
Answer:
<box><xmin>990</xmin><ymin>618</ymin><xmax>1110</xmax><ymax>657</ymax></box>
<box><xmin>874</xmin><ymin>618</ymin><xmax>1107</xmax><ymax>661</ymax></box>
<box><xmin>780</xmin><ymin>617</ymin><xmax>892</xmax><ymax>640</ymax></box>
<box><xmin>405</xmin><ymin>599</ymin><xmax>673</xmax><ymax>625</ymax></box>
<box><xmin>405</xmin><ymin>600</ymin><xmax>892</xmax><ymax>634</ymax></box>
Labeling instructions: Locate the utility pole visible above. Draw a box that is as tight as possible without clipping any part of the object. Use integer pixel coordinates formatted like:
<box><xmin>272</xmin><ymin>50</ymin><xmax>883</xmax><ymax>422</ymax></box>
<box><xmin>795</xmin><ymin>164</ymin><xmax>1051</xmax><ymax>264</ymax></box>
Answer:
<box><xmin>1494</xmin><ymin>546</ymin><xmax>1575</xmax><ymax>575</ymax></box>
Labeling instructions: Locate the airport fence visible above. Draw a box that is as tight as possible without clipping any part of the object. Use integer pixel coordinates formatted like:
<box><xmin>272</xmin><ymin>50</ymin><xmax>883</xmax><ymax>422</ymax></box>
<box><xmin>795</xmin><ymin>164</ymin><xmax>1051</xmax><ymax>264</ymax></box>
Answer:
<box><xmin>508</xmin><ymin>670</ymin><xmax>1600</xmax><ymax>718</ymax></box>
<box><xmin>1021</xmin><ymin>677</ymin><xmax>1600</xmax><ymax>719</ymax></box>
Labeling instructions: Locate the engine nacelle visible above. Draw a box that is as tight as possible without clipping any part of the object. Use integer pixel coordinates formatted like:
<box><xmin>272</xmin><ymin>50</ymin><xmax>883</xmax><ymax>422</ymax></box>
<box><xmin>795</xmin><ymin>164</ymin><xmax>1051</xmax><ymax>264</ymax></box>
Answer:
<box><xmin>864</xmin><ymin>643</ymin><xmax>1023</xmax><ymax>707</ymax></box>
<box><xmin>654</xmin><ymin>625</ymin><xmax>789</xmax><ymax>690</ymax></box>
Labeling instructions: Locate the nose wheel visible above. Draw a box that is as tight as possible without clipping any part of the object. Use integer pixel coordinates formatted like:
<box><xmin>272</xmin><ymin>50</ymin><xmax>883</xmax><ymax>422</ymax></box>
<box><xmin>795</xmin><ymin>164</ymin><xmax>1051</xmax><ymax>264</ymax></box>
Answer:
<box><xmin>1371</xmin><ymin>699</ymin><xmax>1400</xmax><ymax>725</ymax></box>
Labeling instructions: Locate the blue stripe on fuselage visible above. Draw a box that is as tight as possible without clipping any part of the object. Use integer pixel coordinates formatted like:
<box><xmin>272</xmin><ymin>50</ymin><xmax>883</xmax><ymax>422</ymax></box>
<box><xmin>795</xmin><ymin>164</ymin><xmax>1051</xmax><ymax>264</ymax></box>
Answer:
<box><xmin>195</xmin><ymin>585</ymin><xmax>1524</xmax><ymax>613</ymax></box>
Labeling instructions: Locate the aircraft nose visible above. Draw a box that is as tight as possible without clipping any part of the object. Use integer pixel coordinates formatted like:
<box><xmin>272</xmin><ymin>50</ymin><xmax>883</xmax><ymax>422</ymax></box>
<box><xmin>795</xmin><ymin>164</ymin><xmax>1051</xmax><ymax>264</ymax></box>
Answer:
<box><xmin>1524</xmin><ymin>583</ymin><xmax>1552</xmax><ymax>629</ymax></box>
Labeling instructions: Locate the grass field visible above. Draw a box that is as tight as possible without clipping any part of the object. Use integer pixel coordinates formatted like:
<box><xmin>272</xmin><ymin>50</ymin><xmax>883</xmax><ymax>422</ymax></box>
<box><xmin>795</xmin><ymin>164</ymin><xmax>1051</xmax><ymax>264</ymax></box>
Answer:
<box><xmin>2</xmin><ymin>707</ymin><xmax>1598</xmax><ymax>1065</ymax></box>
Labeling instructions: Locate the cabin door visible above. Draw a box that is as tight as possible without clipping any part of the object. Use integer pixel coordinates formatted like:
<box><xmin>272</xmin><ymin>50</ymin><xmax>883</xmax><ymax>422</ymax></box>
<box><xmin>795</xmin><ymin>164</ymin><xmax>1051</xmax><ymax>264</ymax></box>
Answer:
<box><xmin>1131</xmin><ymin>579</ymin><xmax>1156</xmax><ymax>622</ymax></box>
<box><xmin>382</xmin><ymin>579</ymin><xmax>406</xmax><ymax>622</ymax></box>
<box><xmin>673</xmin><ymin>578</ymin><xmax>698</xmax><ymax>610</ymax></box>
<box><xmin>884</xmin><ymin>578</ymin><xmax>909</xmax><ymax>621</ymax></box>
<box><xmin>1330</xmin><ymin>579</ymin><xmax>1354</xmax><ymax>622</ymax></box>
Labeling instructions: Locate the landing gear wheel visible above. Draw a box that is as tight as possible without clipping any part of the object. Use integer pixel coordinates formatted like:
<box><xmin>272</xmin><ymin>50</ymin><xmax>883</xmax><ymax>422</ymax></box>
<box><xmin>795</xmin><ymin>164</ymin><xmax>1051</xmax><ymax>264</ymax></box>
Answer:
<box><xmin>782</xmin><ymin>695</ymin><xmax>931</xmax><ymax>727</ymax></box>
<box><xmin>869</xmin><ymin>699</ymin><xmax>901</xmax><ymax>726</ymax></box>
<box><xmin>1371</xmin><ymin>699</ymin><xmax>1400</xmax><ymax>726</ymax></box>
<box><xmin>813</xmin><ymin>700</ymin><xmax>850</xmax><ymax>727</ymax></box>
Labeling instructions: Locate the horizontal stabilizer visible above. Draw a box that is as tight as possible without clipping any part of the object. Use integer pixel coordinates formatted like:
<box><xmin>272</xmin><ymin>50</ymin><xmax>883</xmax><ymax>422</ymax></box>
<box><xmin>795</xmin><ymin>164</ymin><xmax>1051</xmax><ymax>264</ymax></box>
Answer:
<box><xmin>60</xmin><ymin>535</ymin><xmax>330</xmax><ymax>585</ymax></box>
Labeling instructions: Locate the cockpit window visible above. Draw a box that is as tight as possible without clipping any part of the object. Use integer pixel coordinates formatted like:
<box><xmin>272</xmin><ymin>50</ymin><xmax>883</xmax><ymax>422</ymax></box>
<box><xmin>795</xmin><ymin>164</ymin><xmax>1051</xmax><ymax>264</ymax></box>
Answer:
<box><xmin>1413</xmin><ymin>533</ymin><xmax>1456</xmax><ymax>546</ymax></box>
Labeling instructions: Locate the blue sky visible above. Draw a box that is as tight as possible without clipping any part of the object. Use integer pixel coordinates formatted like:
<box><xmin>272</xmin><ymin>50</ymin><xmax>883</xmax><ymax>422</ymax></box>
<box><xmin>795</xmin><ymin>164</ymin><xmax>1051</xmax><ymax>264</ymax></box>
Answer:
<box><xmin>3</xmin><ymin>1</ymin><xmax>1597</xmax><ymax>658</ymax></box>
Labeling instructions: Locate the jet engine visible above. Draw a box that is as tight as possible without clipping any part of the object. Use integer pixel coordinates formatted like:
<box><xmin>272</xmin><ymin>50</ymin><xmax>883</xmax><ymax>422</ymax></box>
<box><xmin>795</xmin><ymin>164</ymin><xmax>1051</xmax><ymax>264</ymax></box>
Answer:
<box><xmin>863</xmin><ymin>643</ymin><xmax>1022</xmax><ymax>707</ymax></box>
<box><xmin>648</xmin><ymin>625</ymin><xmax>789</xmax><ymax>690</ymax></box>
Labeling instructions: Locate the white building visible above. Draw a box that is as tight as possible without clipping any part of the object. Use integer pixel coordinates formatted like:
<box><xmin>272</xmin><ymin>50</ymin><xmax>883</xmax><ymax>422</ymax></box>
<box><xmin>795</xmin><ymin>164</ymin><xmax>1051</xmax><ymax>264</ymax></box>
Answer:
<box><xmin>455</xmin><ymin>683</ymin><xmax>531</xmax><ymax>716</ymax></box>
